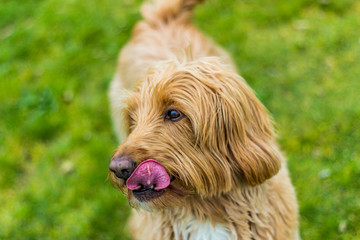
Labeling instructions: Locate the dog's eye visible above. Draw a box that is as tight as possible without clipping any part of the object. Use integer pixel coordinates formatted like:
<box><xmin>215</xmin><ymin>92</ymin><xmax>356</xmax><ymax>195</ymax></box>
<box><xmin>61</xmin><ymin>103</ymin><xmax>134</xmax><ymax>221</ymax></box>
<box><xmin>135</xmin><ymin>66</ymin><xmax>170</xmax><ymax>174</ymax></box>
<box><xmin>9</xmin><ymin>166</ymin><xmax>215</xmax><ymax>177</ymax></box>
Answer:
<box><xmin>165</xmin><ymin>109</ymin><xmax>183</xmax><ymax>122</ymax></box>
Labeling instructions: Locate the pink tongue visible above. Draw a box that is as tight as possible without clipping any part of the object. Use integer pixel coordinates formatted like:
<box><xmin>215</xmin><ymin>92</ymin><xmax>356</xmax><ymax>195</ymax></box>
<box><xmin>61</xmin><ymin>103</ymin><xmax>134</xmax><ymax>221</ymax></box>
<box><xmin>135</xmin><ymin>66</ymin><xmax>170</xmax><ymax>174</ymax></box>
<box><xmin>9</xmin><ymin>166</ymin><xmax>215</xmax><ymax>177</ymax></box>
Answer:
<box><xmin>126</xmin><ymin>159</ymin><xmax>170</xmax><ymax>190</ymax></box>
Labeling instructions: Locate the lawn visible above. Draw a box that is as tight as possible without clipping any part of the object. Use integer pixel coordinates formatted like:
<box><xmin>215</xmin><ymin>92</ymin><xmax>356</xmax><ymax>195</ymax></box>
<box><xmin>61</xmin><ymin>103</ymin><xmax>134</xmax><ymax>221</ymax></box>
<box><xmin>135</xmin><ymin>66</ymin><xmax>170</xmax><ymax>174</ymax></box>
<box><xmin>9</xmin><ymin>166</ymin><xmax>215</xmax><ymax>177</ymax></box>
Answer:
<box><xmin>0</xmin><ymin>0</ymin><xmax>359</xmax><ymax>239</ymax></box>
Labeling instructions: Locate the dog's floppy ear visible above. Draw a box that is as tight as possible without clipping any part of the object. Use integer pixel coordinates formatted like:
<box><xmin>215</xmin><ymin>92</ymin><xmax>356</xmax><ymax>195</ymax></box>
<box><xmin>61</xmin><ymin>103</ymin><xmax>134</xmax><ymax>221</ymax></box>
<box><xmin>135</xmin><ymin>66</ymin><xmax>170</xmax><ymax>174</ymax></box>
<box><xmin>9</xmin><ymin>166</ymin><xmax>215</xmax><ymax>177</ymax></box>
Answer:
<box><xmin>223</xmin><ymin>85</ymin><xmax>282</xmax><ymax>185</ymax></box>
<box><xmin>191</xmin><ymin>58</ymin><xmax>282</xmax><ymax>185</ymax></box>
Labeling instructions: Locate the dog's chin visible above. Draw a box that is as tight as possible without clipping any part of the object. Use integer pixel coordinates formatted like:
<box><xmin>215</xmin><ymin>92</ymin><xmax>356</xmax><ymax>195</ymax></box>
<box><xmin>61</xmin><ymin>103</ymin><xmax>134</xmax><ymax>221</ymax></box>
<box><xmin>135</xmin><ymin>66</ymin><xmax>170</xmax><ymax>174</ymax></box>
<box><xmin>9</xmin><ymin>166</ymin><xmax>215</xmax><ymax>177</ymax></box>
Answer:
<box><xmin>127</xmin><ymin>181</ymin><xmax>195</xmax><ymax>211</ymax></box>
<box><xmin>132</xmin><ymin>188</ymin><xmax>166</xmax><ymax>202</ymax></box>
<box><xmin>128</xmin><ymin>189</ymin><xmax>168</xmax><ymax>211</ymax></box>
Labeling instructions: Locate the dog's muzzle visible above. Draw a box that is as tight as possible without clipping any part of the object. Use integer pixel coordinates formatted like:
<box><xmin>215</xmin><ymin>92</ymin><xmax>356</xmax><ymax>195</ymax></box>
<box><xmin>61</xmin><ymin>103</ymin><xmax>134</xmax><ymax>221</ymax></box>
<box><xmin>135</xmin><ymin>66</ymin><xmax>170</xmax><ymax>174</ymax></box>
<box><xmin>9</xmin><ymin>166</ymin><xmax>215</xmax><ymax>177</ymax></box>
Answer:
<box><xmin>110</xmin><ymin>157</ymin><xmax>171</xmax><ymax>202</ymax></box>
<box><xmin>126</xmin><ymin>159</ymin><xmax>170</xmax><ymax>191</ymax></box>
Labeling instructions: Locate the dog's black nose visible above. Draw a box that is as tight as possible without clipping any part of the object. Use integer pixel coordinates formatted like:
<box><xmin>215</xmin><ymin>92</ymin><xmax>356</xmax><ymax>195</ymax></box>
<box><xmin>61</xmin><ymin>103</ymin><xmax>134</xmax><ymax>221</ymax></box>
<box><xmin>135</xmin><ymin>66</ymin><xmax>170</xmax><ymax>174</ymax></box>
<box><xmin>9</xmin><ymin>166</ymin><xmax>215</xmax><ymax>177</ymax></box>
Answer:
<box><xmin>109</xmin><ymin>155</ymin><xmax>136</xmax><ymax>181</ymax></box>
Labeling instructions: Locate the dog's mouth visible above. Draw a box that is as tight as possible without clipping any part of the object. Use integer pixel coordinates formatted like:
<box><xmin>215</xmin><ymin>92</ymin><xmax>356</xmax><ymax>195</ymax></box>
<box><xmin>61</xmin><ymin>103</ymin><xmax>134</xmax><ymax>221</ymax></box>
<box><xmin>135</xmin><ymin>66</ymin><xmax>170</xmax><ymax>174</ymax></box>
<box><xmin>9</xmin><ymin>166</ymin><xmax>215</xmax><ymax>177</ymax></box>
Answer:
<box><xmin>132</xmin><ymin>185</ymin><xmax>166</xmax><ymax>201</ymax></box>
<box><xmin>131</xmin><ymin>176</ymin><xmax>176</xmax><ymax>202</ymax></box>
<box><xmin>126</xmin><ymin>159</ymin><xmax>174</xmax><ymax>202</ymax></box>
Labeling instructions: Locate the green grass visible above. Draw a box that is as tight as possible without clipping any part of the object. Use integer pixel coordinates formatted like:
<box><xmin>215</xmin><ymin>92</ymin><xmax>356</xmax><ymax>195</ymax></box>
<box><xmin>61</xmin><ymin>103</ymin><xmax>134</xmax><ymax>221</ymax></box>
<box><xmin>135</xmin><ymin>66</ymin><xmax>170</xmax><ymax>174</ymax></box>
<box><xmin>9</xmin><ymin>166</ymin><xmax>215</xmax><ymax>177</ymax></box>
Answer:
<box><xmin>1</xmin><ymin>0</ymin><xmax>359</xmax><ymax>239</ymax></box>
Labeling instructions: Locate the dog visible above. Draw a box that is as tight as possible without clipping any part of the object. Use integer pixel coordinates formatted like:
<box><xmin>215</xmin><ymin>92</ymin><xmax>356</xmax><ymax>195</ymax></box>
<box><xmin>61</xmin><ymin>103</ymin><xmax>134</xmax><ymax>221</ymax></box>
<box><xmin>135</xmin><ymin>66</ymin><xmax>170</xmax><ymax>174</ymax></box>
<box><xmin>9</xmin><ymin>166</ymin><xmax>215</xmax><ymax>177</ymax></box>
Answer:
<box><xmin>108</xmin><ymin>0</ymin><xmax>299</xmax><ymax>239</ymax></box>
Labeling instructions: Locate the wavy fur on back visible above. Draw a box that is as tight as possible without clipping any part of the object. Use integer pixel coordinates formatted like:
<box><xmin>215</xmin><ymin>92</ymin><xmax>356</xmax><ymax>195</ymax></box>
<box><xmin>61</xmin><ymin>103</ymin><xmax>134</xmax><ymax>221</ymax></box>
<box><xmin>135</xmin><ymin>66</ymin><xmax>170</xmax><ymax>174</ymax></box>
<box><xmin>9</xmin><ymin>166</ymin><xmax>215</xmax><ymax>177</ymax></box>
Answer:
<box><xmin>109</xmin><ymin>0</ymin><xmax>299</xmax><ymax>239</ymax></box>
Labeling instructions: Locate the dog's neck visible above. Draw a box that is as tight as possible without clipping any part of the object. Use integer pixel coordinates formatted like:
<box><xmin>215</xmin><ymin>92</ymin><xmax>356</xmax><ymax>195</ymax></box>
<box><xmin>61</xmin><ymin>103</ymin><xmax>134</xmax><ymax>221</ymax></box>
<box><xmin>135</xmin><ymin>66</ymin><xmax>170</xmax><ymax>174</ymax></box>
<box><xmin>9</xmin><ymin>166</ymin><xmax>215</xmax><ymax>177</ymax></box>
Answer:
<box><xmin>152</xmin><ymin>182</ymin><xmax>268</xmax><ymax>239</ymax></box>
<box><xmin>174</xmin><ymin>219</ymin><xmax>235</xmax><ymax>240</ymax></box>
<box><xmin>172</xmin><ymin>183</ymin><xmax>265</xmax><ymax>222</ymax></box>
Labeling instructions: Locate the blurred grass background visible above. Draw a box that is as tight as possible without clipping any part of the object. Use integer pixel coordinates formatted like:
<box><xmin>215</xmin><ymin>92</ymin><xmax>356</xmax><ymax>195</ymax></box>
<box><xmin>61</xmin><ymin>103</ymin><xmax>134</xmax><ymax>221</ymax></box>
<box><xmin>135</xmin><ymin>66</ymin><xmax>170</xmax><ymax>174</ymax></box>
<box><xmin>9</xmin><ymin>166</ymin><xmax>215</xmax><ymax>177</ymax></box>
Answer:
<box><xmin>0</xmin><ymin>0</ymin><xmax>359</xmax><ymax>239</ymax></box>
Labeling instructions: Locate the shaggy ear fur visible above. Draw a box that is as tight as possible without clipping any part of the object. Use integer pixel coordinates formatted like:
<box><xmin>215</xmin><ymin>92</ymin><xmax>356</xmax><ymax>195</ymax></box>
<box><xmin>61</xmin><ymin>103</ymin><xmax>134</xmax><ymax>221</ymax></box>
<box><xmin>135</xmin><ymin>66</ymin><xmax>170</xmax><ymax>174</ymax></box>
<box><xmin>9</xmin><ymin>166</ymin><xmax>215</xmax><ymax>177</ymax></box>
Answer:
<box><xmin>186</xmin><ymin>58</ymin><xmax>282</xmax><ymax>185</ymax></box>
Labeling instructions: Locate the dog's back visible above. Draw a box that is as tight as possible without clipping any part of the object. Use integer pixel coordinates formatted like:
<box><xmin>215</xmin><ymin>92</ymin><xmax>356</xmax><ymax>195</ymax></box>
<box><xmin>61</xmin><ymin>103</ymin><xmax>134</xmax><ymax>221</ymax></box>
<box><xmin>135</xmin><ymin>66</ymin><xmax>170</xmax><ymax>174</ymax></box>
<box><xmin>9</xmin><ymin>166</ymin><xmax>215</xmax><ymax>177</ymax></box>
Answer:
<box><xmin>114</xmin><ymin>0</ymin><xmax>234</xmax><ymax>90</ymax></box>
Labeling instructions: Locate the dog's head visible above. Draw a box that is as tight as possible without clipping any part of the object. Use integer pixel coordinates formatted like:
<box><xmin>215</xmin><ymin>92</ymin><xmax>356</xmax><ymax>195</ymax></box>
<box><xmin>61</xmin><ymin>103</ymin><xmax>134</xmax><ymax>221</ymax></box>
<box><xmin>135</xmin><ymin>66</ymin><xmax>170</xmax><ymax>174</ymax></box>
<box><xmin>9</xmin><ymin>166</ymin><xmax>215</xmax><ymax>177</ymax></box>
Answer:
<box><xmin>109</xmin><ymin>57</ymin><xmax>281</xmax><ymax>210</ymax></box>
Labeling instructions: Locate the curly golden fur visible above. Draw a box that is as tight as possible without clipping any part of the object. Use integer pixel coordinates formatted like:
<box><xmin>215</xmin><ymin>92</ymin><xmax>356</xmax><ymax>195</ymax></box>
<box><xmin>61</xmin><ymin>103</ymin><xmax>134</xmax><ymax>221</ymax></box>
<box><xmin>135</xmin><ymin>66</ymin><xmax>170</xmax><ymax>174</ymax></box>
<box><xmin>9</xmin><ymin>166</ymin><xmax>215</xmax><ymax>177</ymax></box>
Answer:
<box><xmin>109</xmin><ymin>0</ymin><xmax>299</xmax><ymax>239</ymax></box>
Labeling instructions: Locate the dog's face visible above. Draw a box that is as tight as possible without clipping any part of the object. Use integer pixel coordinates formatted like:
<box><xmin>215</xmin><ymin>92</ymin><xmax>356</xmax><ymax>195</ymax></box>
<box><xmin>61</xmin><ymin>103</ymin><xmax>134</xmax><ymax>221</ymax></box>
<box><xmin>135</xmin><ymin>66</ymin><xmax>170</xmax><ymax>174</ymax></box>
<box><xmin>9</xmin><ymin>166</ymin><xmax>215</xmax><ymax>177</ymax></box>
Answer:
<box><xmin>109</xmin><ymin>58</ymin><xmax>281</xmax><ymax>210</ymax></box>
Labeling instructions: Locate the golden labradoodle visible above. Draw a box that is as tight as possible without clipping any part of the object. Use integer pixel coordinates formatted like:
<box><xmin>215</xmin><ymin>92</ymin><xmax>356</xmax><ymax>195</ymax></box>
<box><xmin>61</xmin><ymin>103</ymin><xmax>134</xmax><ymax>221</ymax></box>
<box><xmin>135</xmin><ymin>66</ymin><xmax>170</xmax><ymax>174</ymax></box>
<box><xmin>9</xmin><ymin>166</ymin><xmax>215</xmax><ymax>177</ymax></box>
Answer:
<box><xmin>108</xmin><ymin>0</ymin><xmax>299</xmax><ymax>239</ymax></box>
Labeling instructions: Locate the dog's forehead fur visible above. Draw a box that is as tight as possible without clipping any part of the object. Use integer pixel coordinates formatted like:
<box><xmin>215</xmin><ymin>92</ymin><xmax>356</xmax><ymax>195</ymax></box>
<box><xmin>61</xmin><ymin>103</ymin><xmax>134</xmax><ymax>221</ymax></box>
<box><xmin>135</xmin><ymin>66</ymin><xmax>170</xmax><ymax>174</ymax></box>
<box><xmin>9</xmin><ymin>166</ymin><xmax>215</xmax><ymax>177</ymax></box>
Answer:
<box><xmin>124</xmin><ymin>58</ymin><xmax>249</xmax><ymax>131</ymax></box>
<box><xmin>126</xmin><ymin>59</ymin><xmax>223</xmax><ymax>106</ymax></box>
